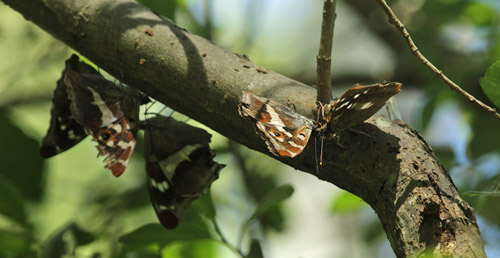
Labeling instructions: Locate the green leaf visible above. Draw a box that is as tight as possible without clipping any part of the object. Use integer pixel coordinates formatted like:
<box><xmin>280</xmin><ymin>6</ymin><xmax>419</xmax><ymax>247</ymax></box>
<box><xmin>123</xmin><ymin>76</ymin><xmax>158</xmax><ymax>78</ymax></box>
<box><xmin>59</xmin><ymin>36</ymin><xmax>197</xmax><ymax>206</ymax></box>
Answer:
<box><xmin>119</xmin><ymin>217</ymin><xmax>211</xmax><ymax>250</ymax></box>
<box><xmin>0</xmin><ymin>111</ymin><xmax>45</xmax><ymax>202</ymax></box>
<box><xmin>0</xmin><ymin>175</ymin><xmax>27</xmax><ymax>226</ymax></box>
<box><xmin>470</xmin><ymin>112</ymin><xmax>500</xmax><ymax>156</ymax></box>
<box><xmin>463</xmin><ymin>3</ymin><xmax>495</xmax><ymax>25</ymax></box>
<box><xmin>118</xmin><ymin>250</ymin><xmax>161</xmax><ymax>258</ymax></box>
<box><xmin>76</xmin><ymin>55</ymin><xmax>99</xmax><ymax>71</ymax></box>
<box><xmin>246</xmin><ymin>239</ymin><xmax>264</xmax><ymax>258</ymax></box>
<box><xmin>247</xmin><ymin>184</ymin><xmax>294</xmax><ymax>223</ymax></box>
<box><xmin>362</xmin><ymin>219</ymin><xmax>384</xmax><ymax>244</ymax></box>
<box><xmin>420</xmin><ymin>88</ymin><xmax>454</xmax><ymax>131</ymax></box>
<box><xmin>244</xmin><ymin>168</ymin><xmax>285</xmax><ymax>231</ymax></box>
<box><xmin>40</xmin><ymin>223</ymin><xmax>95</xmax><ymax>258</ymax></box>
<box><xmin>433</xmin><ymin>148</ymin><xmax>456</xmax><ymax>171</ymax></box>
<box><xmin>193</xmin><ymin>190</ymin><xmax>216</xmax><ymax>221</ymax></box>
<box><xmin>178</xmin><ymin>240</ymin><xmax>216</xmax><ymax>258</ymax></box>
<box><xmin>331</xmin><ymin>191</ymin><xmax>367</xmax><ymax>214</ymax></box>
<box><xmin>138</xmin><ymin>0</ymin><xmax>177</xmax><ymax>21</ymax></box>
<box><xmin>480</xmin><ymin>60</ymin><xmax>500</xmax><ymax>109</ymax></box>
<box><xmin>0</xmin><ymin>228</ymin><xmax>33</xmax><ymax>257</ymax></box>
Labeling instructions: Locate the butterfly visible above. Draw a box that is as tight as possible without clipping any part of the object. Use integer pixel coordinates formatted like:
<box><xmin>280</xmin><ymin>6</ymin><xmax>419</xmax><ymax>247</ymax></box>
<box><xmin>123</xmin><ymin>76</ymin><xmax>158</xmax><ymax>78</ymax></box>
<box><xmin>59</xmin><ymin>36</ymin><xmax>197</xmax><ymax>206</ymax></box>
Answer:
<box><xmin>143</xmin><ymin>116</ymin><xmax>225</xmax><ymax>229</ymax></box>
<box><xmin>41</xmin><ymin>54</ymin><xmax>148</xmax><ymax>177</ymax></box>
<box><xmin>40</xmin><ymin>54</ymin><xmax>100</xmax><ymax>158</ymax></box>
<box><xmin>238</xmin><ymin>82</ymin><xmax>402</xmax><ymax>158</ymax></box>
<box><xmin>325</xmin><ymin>82</ymin><xmax>402</xmax><ymax>136</ymax></box>
<box><xmin>238</xmin><ymin>91</ymin><xmax>314</xmax><ymax>158</ymax></box>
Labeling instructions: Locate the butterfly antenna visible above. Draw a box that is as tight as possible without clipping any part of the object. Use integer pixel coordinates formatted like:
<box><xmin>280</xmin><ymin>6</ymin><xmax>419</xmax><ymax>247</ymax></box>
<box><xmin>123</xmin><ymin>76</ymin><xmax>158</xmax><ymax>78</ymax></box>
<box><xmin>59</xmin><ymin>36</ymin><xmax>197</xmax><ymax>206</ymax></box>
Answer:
<box><xmin>314</xmin><ymin>135</ymin><xmax>320</xmax><ymax>174</ymax></box>
<box><xmin>316</xmin><ymin>101</ymin><xmax>321</xmax><ymax>121</ymax></box>
<box><xmin>319</xmin><ymin>136</ymin><xmax>324</xmax><ymax>166</ymax></box>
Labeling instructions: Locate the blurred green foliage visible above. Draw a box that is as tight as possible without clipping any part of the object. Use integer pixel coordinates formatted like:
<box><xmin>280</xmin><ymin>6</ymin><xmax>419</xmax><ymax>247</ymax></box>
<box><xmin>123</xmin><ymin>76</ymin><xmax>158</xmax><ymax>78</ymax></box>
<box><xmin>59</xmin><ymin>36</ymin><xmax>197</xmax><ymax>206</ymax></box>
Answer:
<box><xmin>1</xmin><ymin>0</ymin><xmax>500</xmax><ymax>257</ymax></box>
<box><xmin>330</xmin><ymin>191</ymin><xmax>367</xmax><ymax>214</ymax></box>
<box><xmin>480</xmin><ymin>61</ymin><xmax>500</xmax><ymax>109</ymax></box>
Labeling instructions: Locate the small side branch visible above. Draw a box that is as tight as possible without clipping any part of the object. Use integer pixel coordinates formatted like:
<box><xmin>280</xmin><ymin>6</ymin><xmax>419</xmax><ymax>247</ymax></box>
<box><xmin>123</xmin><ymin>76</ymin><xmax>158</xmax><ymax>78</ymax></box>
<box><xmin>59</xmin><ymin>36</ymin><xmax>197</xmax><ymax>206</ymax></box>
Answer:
<box><xmin>203</xmin><ymin>0</ymin><xmax>212</xmax><ymax>41</ymax></box>
<box><xmin>376</xmin><ymin>0</ymin><xmax>500</xmax><ymax>120</ymax></box>
<box><xmin>316</xmin><ymin>0</ymin><xmax>337</xmax><ymax>104</ymax></box>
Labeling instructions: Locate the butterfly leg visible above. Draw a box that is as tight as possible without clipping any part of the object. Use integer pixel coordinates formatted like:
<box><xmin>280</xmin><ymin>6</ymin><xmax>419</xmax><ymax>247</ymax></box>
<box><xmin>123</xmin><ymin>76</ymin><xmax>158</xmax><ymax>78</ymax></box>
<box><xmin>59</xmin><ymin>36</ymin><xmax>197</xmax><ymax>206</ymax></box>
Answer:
<box><xmin>348</xmin><ymin>128</ymin><xmax>374</xmax><ymax>140</ymax></box>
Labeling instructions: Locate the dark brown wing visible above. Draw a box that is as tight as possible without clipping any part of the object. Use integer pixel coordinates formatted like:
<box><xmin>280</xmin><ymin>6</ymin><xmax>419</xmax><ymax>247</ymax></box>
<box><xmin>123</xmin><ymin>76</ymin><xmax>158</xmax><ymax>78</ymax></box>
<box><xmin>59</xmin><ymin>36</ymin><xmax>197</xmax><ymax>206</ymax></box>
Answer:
<box><xmin>40</xmin><ymin>79</ymin><xmax>87</xmax><ymax>158</ymax></box>
<box><xmin>40</xmin><ymin>54</ymin><xmax>99</xmax><ymax>157</ymax></box>
<box><xmin>329</xmin><ymin>82</ymin><xmax>402</xmax><ymax>134</ymax></box>
<box><xmin>143</xmin><ymin>116</ymin><xmax>224</xmax><ymax>229</ymax></box>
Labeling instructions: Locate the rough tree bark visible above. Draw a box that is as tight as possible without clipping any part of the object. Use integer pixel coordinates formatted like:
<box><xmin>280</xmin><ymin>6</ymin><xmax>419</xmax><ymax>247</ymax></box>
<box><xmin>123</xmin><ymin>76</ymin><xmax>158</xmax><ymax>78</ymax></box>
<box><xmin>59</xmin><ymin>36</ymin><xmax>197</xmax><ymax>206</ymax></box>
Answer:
<box><xmin>2</xmin><ymin>0</ymin><xmax>486</xmax><ymax>257</ymax></box>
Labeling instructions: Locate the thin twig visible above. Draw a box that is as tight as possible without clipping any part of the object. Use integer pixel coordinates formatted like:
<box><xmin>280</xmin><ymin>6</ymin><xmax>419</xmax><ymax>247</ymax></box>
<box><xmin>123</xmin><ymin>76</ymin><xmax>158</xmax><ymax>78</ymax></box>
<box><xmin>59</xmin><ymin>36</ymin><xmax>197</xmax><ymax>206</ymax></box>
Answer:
<box><xmin>376</xmin><ymin>0</ymin><xmax>500</xmax><ymax>120</ymax></box>
<box><xmin>228</xmin><ymin>140</ymin><xmax>263</xmax><ymax>201</ymax></box>
<box><xmin>203</xmin><ymin>0</ymin><xmax>212</xmax><ymax>41</ymax></box>
<box><xmin>316</xmin><ymin>0</ymin><xmax>337</xmax><ymax>104</ymax></box>
<box><xmin>228</xmin><ymin>140</ymin><xmax>257</xmax><ymax>254</ymax></box>
<box><xmin>212</xmin><ymin>218</ymin><xmax>245</xmax><ymax>257</ymax></box>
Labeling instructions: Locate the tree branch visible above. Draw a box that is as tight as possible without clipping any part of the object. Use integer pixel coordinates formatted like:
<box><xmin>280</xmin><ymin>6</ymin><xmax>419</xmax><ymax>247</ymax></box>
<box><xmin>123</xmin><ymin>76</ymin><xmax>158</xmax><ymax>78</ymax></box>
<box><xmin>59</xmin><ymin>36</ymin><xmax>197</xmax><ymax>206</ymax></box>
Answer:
<box><xmin>2</xmin><ymin>0</ymin><xmax>486</xmax><ymax>256</ymax></box>
<box><xmin>316</xmin><ymin>0</ymin><xmax>337</xmax><ymax>104</ymax></box>
<box><xmin>376</xmin><ymin>0</ymin><xmax>500</xmax><ymax>121</ymax></box>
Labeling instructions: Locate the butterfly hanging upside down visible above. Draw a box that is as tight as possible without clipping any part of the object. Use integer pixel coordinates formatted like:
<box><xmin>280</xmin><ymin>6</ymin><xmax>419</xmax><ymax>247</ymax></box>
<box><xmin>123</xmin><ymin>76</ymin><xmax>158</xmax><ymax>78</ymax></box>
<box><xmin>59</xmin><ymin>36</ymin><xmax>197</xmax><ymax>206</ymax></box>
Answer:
<box><xmin>142</xmin><ymin>116</ymin><xmax>225</xmax><ymax>229</ymax></box>
<box><xmin>40</xmin><ymin>54</ymin><xmax>148</xmax><ymax>177</ymax></box>
<box><xmin>238</xmin><ymin>82</ymin><xmax>402</xmax><ymax>158</ymax></box>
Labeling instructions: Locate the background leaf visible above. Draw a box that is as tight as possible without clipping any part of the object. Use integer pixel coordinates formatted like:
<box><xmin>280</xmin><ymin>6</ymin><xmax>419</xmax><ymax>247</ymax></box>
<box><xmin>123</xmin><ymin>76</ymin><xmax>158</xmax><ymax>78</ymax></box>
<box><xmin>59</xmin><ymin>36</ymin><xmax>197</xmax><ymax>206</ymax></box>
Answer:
<box><xmin>0</xmin><ymin>110</ymin><xmax>45</xmax><ymax>202</ymax></box>
<box><xmin>246</xmin><ymin>239</ymin><xmax>264</xmax><ymax>258</ymax></box>
<box><xmin>331</xmin><ymin>191</ymin><xmax>368</xmax><ymax>214</ymax></box>
<box><xmin>0</xmin><ymin>228</ymin><xmax>33</xmax><ymax>258</ymax></box>
<box><xmin>119</xmin><ymin>212</ymin><xmax>211</xmax><ymax>251</ymax></box>
<box><xmin>247</xmin><ymin>184</ymin><xmax>294</xmax><ymax>223</ymax></box>
<box><xmin>193</xmin><ymin>190</ymin><xmax>216</xmax><ymax>221</ymax></box>
<box><xmin>40</xmin><ymin>223</ymin><xmax>95</xmax><ymax>258</ymax></box>
<box><xmin>480</xmin><ymin>60</ymin><xmax>500</xmax><ymax>109</ymax></box>
<box><xmin>0</xmin><ymin>175</ymin><xmax>27</xmax><ymax>226</ymax></box>
<box><xmin>138</xmin><ymin>0</ymin><xmax>177</xmax><ymax>21</ymax></box>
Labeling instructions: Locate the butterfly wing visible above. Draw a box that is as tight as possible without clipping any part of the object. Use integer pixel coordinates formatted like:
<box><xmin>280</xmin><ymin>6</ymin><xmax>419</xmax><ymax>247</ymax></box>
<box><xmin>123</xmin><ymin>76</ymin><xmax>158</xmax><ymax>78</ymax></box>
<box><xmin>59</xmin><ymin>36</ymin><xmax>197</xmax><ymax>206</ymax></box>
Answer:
<box><xmin>41</xmin><ymin>54</ymin><xmax>145</xmax><ymax>177</ymax></box>
<box><xmin>144</xmin><ymin>116</ymin><xmax>224</xmax><ymax>229</ymax></box>
<box><xmin>238</xmin><ymin>91</ymin><xmax>313</xmax><ymax>158</ymax></box>
<box><xmin>92</xmin><ymin>117</ymin><xmax>136</xmax><ymax>177</ymax></box>
<box><xmin>62</xmin><ymin>56</ymin><xmax>147</xmax><ymax>176</ymax></box>
<box><xmin>40</xmin><ymin>54</ymin><xmax>99</xmax><ymax>158</ymax></box>
<box><xmin>64</xmin><ymin>70</ymin><xmax>123</xmax><ymax>130</ymax></box>
<box><xmin>40</xmin><ymin>79</ymin><xmax>87</xmax><ymax>158</ymax></box>
<box><xmin>329</xmin><ymin>82</ymin><xmax>402</xmax><ymax>134</ymax></box>
<box><xmin>254</xmin><ymin>122</ymin><xmax>311</xmax><ymax>158</ymax></box>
